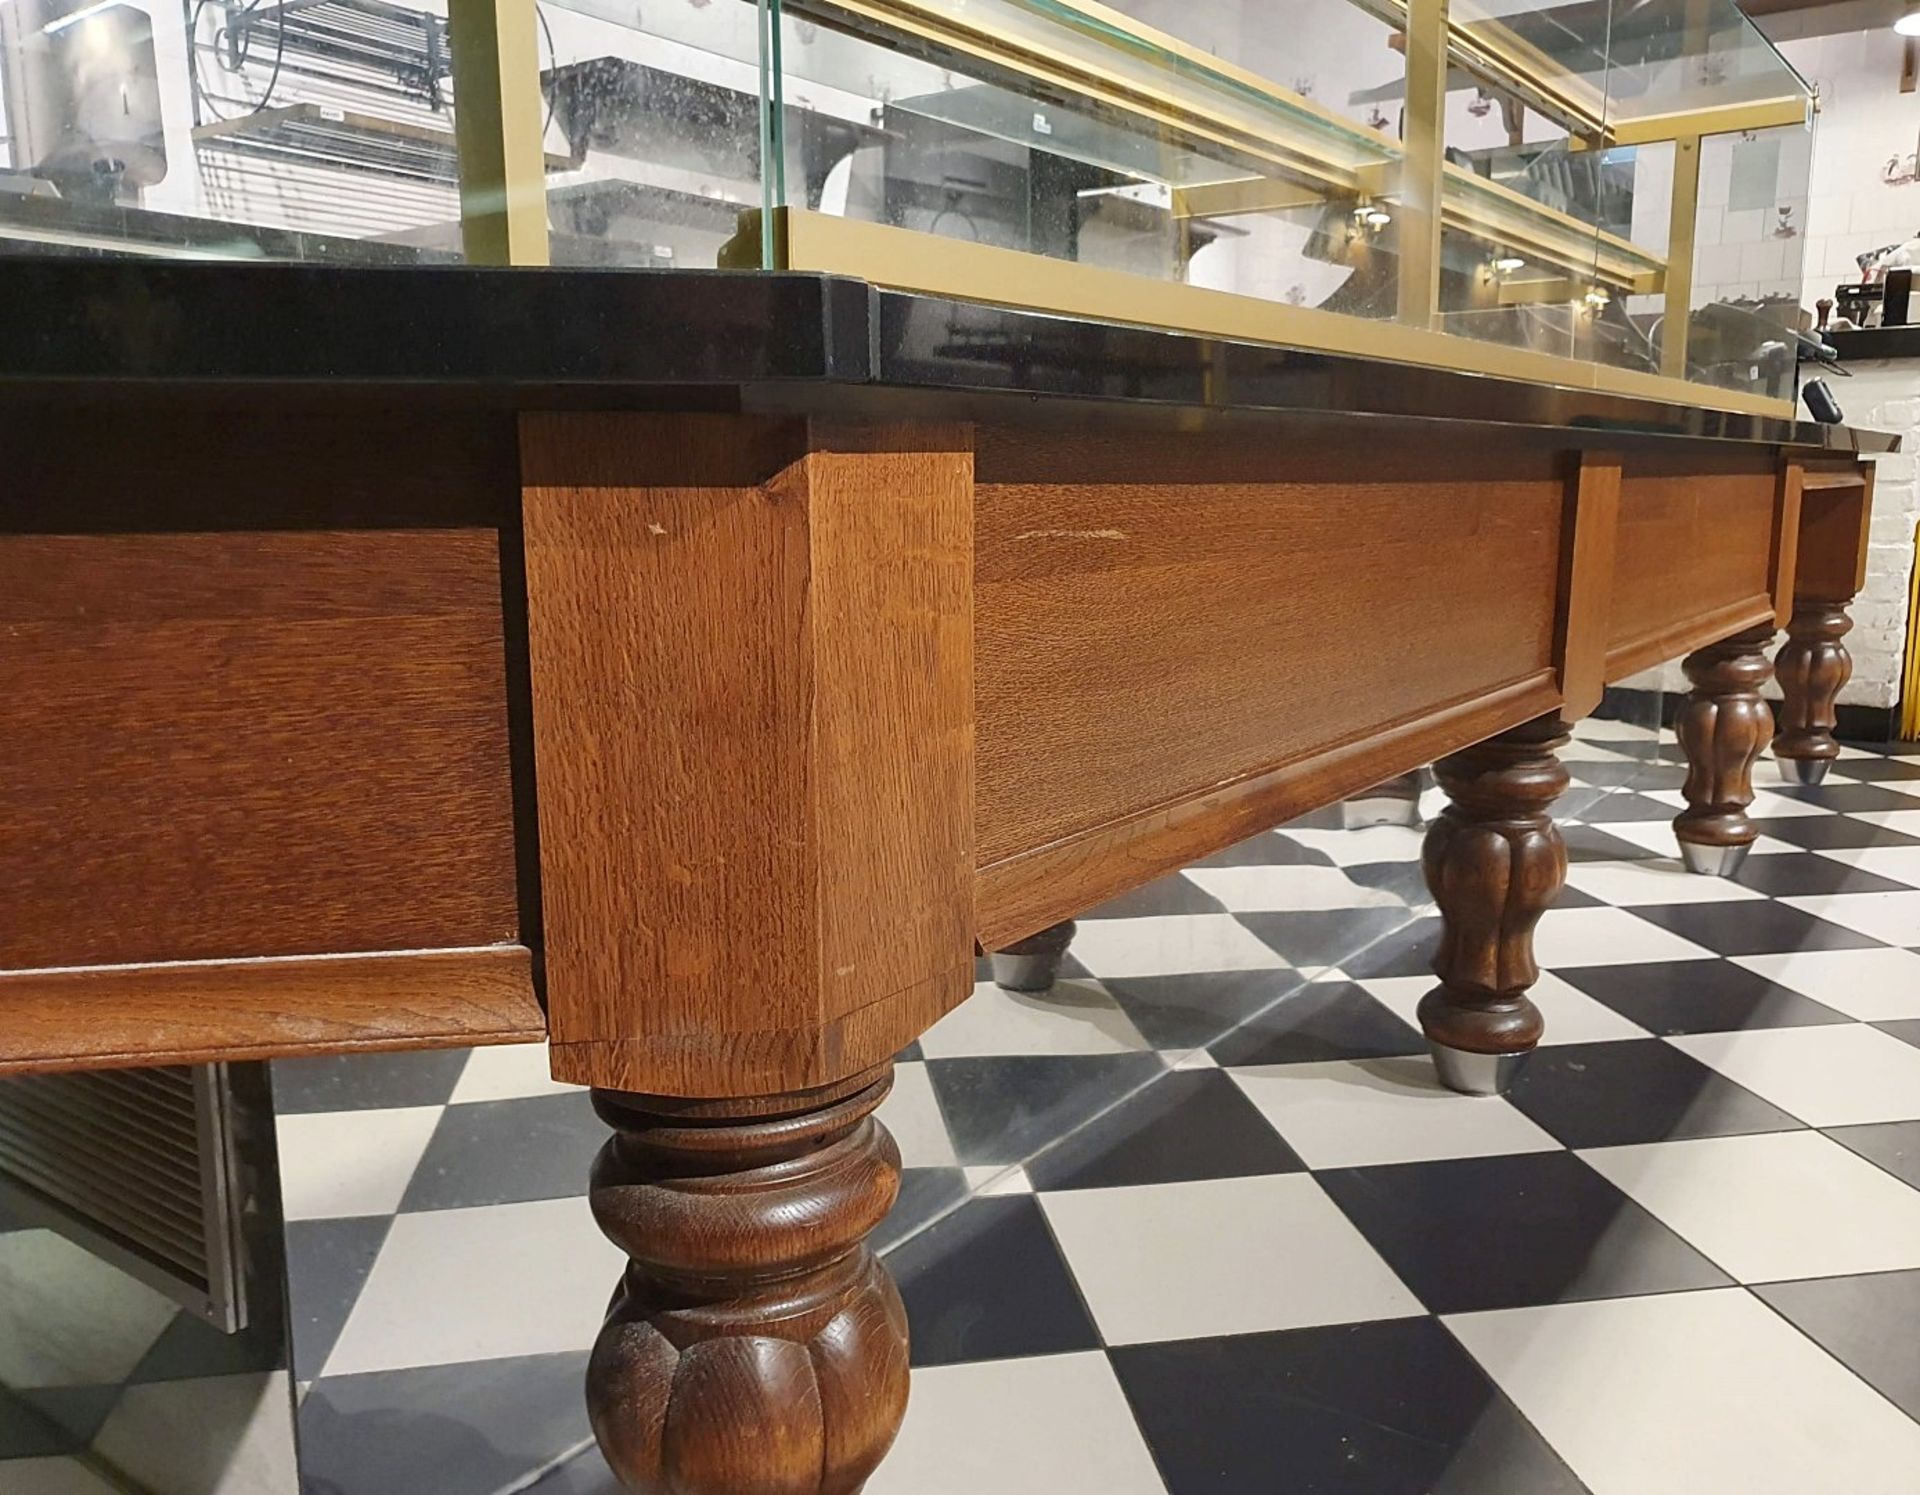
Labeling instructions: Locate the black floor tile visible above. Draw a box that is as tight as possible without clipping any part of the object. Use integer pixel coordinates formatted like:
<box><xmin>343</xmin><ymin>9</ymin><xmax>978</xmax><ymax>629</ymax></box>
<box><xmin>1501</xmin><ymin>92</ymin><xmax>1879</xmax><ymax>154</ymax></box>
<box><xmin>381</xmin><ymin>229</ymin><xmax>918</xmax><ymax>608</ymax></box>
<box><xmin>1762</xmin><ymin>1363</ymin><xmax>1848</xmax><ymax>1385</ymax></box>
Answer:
<box><xmin>1562</xmin><ymin>825</ymin><xmax>1663</xmax><ymax>863</ymax></box>
<box><xmin>889</xmin><ymin>1195</ymin><xmax>1101</xmax><ymax>1368</ymax></box>
<box><xmin>129</xmin><ymin>1301</ymin><xmax>287</xmax><ymax>1385</ymax></box>
<box><xmin>298</xmin><ymin>1352</ymin><xmax>591</xmax><ymax>1495</ymax></box>
<box><xmin>1625</xmin><ymin>901</ymin><xmax>1884</xmax><ymax>956</ymax></box>
<box><xmin>1748</xmin><ymin>816</ymin><xmax>1920</xmax><ymax>852</ymax></box>
<box><xmin>1826</xmin><ymin>757</ymin><xmax>1920</xmax><ymax>782</ymax></box>
<box><xmin>1765</xmin><ymin>783</ymin><xmax>1920</xmax><ymax>813</ymax></box>
<box><xmin>1026</xmin><ymin>1070</ymin><xmax>1304</xmax><ymax>1192</ymax></box>
<box><xmin>1756</xmin><ymin>1270</ymin><xmax>1920</xmax><ymax>1421</ymax></box>
<box><xmin>876</xmin><ymin>1166</ymin><xmax>972</xmax><ymax>1255</ymax></box>
<box><xmin>1110</xmin><ymin>1317</ymin><xmax>1588</xmax><ymax>1495</ymax></box>
<box><xmin>0</xmin><ymin>1384</ymin><xmax>75</xmax><ymax>1460</ymax></box>
<box><xmin>286</xmin><ymin>1215</ymin><xmax>393</xmax><ymax>1384</ymax></box>
<box><xmin>1554</xmin><ymin>959</ymin><xmax>1848</xmax><ymax>1035</ymax></box>
<box><xmin>1731</xmin><ymin>852</ymin><xmax>1918</xmax><ymax>898</ymax></box>
<box><xmin>1103</xmin><ymin>967</ymin><xmax>1307</xmax><ymax>1051</ymax></box>
<box><xmin>1336</xmin><ymin>916</ymin><xmax>1443</xmax><ymax>980</ymax></box>
<box><xmin>1193</xmin><ymin>831</ymin><xmax>1335</xmax><ymax>868</ymax></box>
<box><xmin>1578</xmin><ymin>792</ymin><xmax>1678</xmax><ymax>823</ymax></box>
<box><xmin>11</xmin><ymin>1386</ymin><xmax>121</xmax><ymax>1452</ymax></box>
<box><xmin>1238</xmin><ymin>908</ymin><xmax>1421</xmax><ymax>969</ymax></box>
<box><xmin>271</xmin><ymin>1049</ymin><xmax>471</xmax><ymax>1115</ymax></box>
<box><xmin>1876</xmin><ymin>1019</ymin><xmax>1920</xmax><ymax>1051</ymax></box>
<box><xmin>1210</xmin><ymin>981</ymin><xmax>1426</xmax><ymax>1067</ymax></box>
<box><xmin>399</xmin><ymin>1091</ymin><xmax>602</xmax><ymax>1211</ymax></box>
<box><xmin>1337</xmin><ymin>862</ymin><xmax>1429</xmax><ymax>901</ymax></box>
<box><xmin>1316</xmin><ymin>1152</ymin><xmax>1730</xmax><ymax>1314</ymax></box>
<box><xmin>923</xmin><ymin>1053</ymin><xmax>1167</xmax><ymax>1165</ymax></box>
<box><xmin>1568</xmin><ymin>760</ymin><xmax>1688</xmax><ymax>791</ymax></box>
<box><xmin>1504</xmin><ymin>1039</ymin><xmax>1801</xmax><ymax>1147</ymax></box>
<box><xmin>1082</xmin><ymin>874</ymin><xmax>1229</xmax><ymax>920</ymax></box>
<box><xmin>1826</xmin><ymin>1120</ymin><xmax>1920</xmax><ymax>1190</ymax></box>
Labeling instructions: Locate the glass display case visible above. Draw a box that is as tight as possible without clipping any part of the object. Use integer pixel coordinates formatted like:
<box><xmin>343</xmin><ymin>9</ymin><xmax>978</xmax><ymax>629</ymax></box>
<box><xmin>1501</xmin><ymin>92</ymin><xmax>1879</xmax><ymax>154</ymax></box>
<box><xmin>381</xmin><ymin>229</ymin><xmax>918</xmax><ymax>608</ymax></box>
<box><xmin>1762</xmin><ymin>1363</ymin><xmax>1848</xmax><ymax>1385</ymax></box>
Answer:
<box><xmin>0</xmin><ymin>0</ymin><xmax>1814</xmax><ymax>413</ymax></box>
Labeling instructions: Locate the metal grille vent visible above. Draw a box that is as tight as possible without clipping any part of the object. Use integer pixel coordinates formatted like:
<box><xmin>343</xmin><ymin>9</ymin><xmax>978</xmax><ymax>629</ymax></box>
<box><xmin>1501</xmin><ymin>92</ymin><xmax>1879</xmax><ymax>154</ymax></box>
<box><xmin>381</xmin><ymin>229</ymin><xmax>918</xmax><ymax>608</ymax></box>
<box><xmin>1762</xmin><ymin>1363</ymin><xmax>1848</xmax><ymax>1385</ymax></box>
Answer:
<box><xmin>0</xmin><ymin>1065</ymin><xmax>248</xmax><ymax>1331</ymax></box>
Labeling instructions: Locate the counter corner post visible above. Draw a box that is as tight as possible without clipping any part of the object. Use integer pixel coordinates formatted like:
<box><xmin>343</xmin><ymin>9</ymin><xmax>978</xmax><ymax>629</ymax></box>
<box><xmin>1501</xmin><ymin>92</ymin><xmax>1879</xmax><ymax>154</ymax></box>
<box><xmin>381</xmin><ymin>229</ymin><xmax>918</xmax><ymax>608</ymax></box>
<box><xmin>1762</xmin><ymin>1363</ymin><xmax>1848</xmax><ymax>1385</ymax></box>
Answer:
<box><xmin>1674</xmin><ymin>623</ymin><xmax>1778</xmax><ymax>877</ymax></box>
<box><xmin>516</xmin><ymin>411</ymin><xmax>977</xmax><ymax>1493</ymax></box>
<box><xmin>1419</xmin><ymin>712</ymin><xmax>1572</xmax><ymax>1096</ymax></box>
<box><xmin>1775</xmin><ymin>461</ymin><xmax>1875</xmax><ymax>787</ymax></box>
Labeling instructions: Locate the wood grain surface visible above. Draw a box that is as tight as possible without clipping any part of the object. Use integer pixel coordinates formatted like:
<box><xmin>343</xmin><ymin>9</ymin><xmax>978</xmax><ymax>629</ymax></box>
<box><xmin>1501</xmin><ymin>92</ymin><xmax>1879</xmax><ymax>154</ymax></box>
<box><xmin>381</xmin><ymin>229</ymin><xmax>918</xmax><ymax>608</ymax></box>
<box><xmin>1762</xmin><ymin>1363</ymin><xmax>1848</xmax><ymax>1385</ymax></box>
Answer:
<box><xmin>0</xmin><ymin>945</ymin><xmax>541</xmax><ymax>1073</ymax></box>
<box><xmin>0</xmin><ymin>528</ymin><xmax>521</xmax><ymax>971</ymax></box>
<box><xmin>970</xmin><ymin>428</ymin><xmax>1565</xmax><ymax>943</ymax></box>
<box><xmin>1606</xmin><ymin>452</ymin><xmax>1779</xmax><ymax>679</ymax></box>
<box><xmin>522</xmin><ymin>415</ymin><xmax>975</xmax><ymax>1098</ymax></box>
<box><xmin>1556</xmin><ymin>454</ymin><xmax>1621</xmax><ymax>720</ymax></box>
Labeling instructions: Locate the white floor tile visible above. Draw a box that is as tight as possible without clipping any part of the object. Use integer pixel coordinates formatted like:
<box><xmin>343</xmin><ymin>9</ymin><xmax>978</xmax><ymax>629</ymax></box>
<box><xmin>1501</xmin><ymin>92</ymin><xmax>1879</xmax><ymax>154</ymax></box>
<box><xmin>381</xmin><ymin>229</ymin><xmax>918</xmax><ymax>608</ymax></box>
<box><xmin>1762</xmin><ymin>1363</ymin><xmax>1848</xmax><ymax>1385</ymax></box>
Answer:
<box><xmin>1849</xmin><ymin>809</ymin><xmax>1920</xmax><ymax>836</ymax></box>
<box><xmin>1780</xmin><ymin>890</ymin><xmax>1920</xmax><ymax>947</ymax></box>
<box><xmin>1814</xmin><ymin>844</ymin><xmax>1920</xmax><ymax>887</ymax></box>
<box><xmin>878</xmin><ymin>1061</ymin><xmax>959</xmax><ymax>1169</ymax></box>
<box><xmin>866</xmin><ymin>1353</ymin><xmax>1165</xmax><ymax>1495</ymax></box>
<box><xmin>274</xmin><ymin>1106</ymin><xmax>443</xmax><ymax>1222</ymax></box>
<box><xmin>1668</xmin><ymin>1025</ymin><xmax>1920</xmax><ymax>1126</ymax></box>
<box><xmin>1733</xmin><ymin>948</ymin><xmax>1920</xmax><ymax>1021</ymax></box>
<box><xmin>0</xmin><ymin>1229</ymin><xmax>177</xmax><ymax>1388</ymax></box>
<box><xmin>1534</xmin><ymin>907</ymin><xmax>1715</xmax><ymax>967</ymax></box>
<box><xmin>1448</xmin><ymin>1288</ymin><xmax>1920</xmax><ymax>1495</ymax></box>
<box><xmin>1039</xmin><ymin>1174</ymin><xmax>1422</xmax><ymax>1345</ymax></box>
<box><xmin>918</xmin><ymin>980</ymin><xmax>1150</xmax><ymax>1058</ymax></box>
<box><xmin>963</xmin><ymin>1165</ymin><xmax>1033</xmax><ymax>1196</ymax></box>
<box><xmin>1266</xmin><ymin>824</ymin><xmax>1424</xmax><ymax>868</ymax></box>
<box><xmin>1580</xmin><ymin>1131</ymin><xmax>1920</xmax><ymax>1282</ymax></box>
<box><xmin>1182</xmin><ymin>863</ymin><xmax>1407</xmax><ymax>912</ymax></box>
<box><xmin>322</xmin><ymin>1195</ymin><xmax>621</xmax><ymax>1377</ymax></box>
<box><xmin>1593</xmin><ymin>822</ymin><xmax>1799</xmax><ymax>858</ymax></box>
<box><xmin>1231</xmin><ymin>1057</ymin><xmax>1559</xmax><ymax>1168</ymax></box>
<box><xmin>0</xmin><ymin>1459</ymin><xmax>126</xmax><ymax>1495</ymax></box>
<box><xmin>1744</xmin><ymin>791</ymin><xmax>1838</xmax><ymax>820</ymax></box>
<box><xmin>1564</xmin><ymin>858</ymin><xmax>1765</xmax><ymax>905</ymax></box>
<box><xmin>1358</xmin><ymin>972</ymin><xmax>1648</xmax><ymax>1045</ymax></box>
<box><xmin>92</xmin><ymin>1372</ymin><xmax>299</xmax><ymax>1495</ymax></box>
<box><xmin>449</xmin><ymin>1044</ymin><xmax>583</xmax><ymax>1104</ymax></box>
<box><xmin>1066</xmin><ymin>914</ymin><xmax>1289</xmax><ymax>980</ymax></box>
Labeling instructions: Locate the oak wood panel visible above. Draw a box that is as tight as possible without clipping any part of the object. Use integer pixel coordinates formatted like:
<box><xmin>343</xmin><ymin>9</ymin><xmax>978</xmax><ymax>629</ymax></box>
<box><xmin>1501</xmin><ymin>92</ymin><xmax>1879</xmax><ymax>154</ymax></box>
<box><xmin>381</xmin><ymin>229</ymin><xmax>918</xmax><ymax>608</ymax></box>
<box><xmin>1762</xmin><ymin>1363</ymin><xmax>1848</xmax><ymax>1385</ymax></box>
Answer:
<box><xmin>521</xmin><ymin>415</ymin><xmax>975</xmax><ymax>1099</ymax></box>
<box><xmin>1794</xmin><ymin>463</ymin><xmax>1875</xmax><ymax>600</ymax></box>
<box><xmin>0</xmin><ymin>946</ymin><xmax>541</xmax><ymax>1074</ymax></box>
<box><xmin>971</xmin><ymin>429</ymin><xmax>1567</xmax><ymax>938</ymax></box>
<box><xmin>1771</xmin><ymin>461</ymin><xmax>1806</xmax><ymax>628</ymax></box>
<box><xmin>978</xmin><ymin>671</ymin><xmax>1562</xmax><ymax>948</ymax></box>
<box><xmin>1605</xmin><ymin>453</ymin><xmax>1779</xmax><ymax>680</ymax></box>
<box><xmin>0</xmin><ymin>527</ymin><xmax>521</xmax><ymax>972</ymax></box>
<box><xmin>1556</xmin><ymin>454</ymin><xmax>1622</xmax><ymax>719</ymax></box>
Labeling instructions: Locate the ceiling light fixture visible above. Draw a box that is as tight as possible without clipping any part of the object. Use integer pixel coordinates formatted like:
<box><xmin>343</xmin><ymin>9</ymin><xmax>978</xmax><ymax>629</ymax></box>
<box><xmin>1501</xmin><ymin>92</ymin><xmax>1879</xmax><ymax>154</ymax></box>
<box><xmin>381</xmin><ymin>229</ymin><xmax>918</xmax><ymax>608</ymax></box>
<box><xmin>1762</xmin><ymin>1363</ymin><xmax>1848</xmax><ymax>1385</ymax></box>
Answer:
<box><xmin>1898</xmin><ymin>1</ymin><xmax>1920</xmax><ymax>37</ymax></box>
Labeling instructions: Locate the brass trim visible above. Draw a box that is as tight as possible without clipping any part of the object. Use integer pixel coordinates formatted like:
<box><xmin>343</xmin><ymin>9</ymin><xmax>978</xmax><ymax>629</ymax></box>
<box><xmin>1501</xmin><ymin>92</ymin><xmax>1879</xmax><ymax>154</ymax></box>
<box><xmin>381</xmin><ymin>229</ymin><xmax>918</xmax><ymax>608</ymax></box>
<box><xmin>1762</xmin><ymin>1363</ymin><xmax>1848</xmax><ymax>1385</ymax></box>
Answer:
<box><xmin>775</xmin><ymin>208</ymin><xmax>1795</xmax><ymax>419</ymax></box>
<box><xmin>1397</xmin><ymin>0</ymin><xmax>1449</xmax><ymax>327</ymax></box>
<box><xmin>1609</xmin><ymin>95</ymin><xmax>1812</xmax><ymax>147</ymax></box>
<box><xmin>1662</xmin><ymin>135</ymin><xmax>1703</xmax><ymax>380</ymax></box>
<box><xmin>447</xmin><ymin>0</ymin><xmax>550</xmax><ymax>266</ymax></box>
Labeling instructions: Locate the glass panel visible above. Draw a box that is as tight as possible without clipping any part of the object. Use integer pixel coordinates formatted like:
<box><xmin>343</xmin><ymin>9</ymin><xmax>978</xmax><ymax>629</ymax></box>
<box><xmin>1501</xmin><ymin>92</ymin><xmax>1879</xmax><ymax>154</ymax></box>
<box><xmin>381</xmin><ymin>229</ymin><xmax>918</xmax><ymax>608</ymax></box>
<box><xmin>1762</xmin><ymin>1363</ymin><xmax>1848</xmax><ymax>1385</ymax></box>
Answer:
<box><xmin>768</xmin><ymin>0</ymin><xmax>1409</xmax><ymax>321</ymax></box>
<box><xmin>0</xmin><ymin>0</ymin><xmax>469</xmax><ymax>258</ymax></box>
<box><xmin>1435</xmin><ymin>0</ymin><xmax>1617</xmax><ymax>363</ymax></box>
<box><xmin>537</xmin><ymin>0</ymin><xmax>773</xmax><ymax>267</ymax></box>
<box><xmin>1681</xmin><ymin>121</ymin><xmax>1810</xmax><ymax>400</ymax></box>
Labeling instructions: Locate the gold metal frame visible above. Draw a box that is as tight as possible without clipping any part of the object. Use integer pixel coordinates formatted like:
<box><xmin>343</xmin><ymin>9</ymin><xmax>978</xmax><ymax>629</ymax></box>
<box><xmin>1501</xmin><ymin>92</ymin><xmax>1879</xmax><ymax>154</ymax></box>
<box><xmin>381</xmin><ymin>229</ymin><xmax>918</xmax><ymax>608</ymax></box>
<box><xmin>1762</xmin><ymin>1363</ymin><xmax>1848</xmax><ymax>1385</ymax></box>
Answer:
<box><xmin>454</xmin><ymin>0</ymin><xmax>1808</xmax><ymax>418</ymax></box>
<box><xmin>771</xmin><ymin>207</ymin><xmax>1794</xmax><ymax>418</ymax></box>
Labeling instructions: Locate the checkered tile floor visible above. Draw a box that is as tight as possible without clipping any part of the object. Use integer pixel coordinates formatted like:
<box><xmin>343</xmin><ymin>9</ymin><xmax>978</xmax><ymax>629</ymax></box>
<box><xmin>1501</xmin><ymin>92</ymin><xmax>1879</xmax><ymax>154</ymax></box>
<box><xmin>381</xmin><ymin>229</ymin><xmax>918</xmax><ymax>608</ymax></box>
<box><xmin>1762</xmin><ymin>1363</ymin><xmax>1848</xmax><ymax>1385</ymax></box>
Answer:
<box><xmin>8</xmin><ymin>717</ymin><xmax>1920</xmax><ymax>1495</ymax></box>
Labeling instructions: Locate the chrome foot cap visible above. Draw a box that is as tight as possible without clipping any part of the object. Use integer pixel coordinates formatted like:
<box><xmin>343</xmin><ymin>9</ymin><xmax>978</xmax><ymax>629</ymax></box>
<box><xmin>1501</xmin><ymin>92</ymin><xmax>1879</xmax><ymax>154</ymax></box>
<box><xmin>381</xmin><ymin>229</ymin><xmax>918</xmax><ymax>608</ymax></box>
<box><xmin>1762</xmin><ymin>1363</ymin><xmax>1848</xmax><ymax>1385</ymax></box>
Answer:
<box><xmin>990</xmin><ymin>951</ymin><xmax>1060</xmax><ymax>993</ymax></box>
<box><xmin>1341</xmin><ymin>797</ymin><xmax>1424</xmax><ymax>831</ymax></box>
<box><xmin>1778</xmin><ymin>757</ymin><xmax>1833</xmax><ymax>787</ymax></box>
<box><xmin>1679</xmin><ymin>840</ymin><xmax>1751</xmax><ymax>878</ymax></box>
<box><xmin>1428</xmin><ymin>1041</ymin><xmax>1529</xmax><ymax>1097</ymax></box>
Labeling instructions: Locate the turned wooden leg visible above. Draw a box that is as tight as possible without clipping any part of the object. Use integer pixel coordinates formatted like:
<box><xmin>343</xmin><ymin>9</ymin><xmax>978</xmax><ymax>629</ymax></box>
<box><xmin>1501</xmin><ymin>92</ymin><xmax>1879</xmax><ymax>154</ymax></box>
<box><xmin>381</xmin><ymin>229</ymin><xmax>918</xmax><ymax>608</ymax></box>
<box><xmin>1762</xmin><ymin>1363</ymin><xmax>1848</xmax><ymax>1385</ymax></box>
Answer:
<box><xmin>1774</xmin><ymin>600</ymin><xmax>1853</xmax><ymax>786</ymax></box>
<box><xmin>1419</xmin><ymin>714</ymin><xmax>1569</xmax><ymax>1096</ymax></box>
<box><xmin>587</xmin><ymin>1064</ymin><xmax>910</xmax><ymax>1495</ymax></box>
<box><xmin>989</xmin><ymin>919</ymin><xmax>1077</xmax><ymax>992</ymax></box>
<box><xmin>1674</xmin><ymin>623</ymin><xmax>1775</xmax><ymax>877</ymax></box>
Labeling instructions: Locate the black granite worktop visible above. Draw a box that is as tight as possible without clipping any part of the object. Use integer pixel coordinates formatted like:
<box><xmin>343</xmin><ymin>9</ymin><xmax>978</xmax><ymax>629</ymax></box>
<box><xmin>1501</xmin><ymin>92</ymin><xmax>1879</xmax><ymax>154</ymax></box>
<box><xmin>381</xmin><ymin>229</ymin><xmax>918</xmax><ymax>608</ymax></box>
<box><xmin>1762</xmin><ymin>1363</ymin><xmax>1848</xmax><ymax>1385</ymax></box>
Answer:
<box><xmin>1828</xmin><ymin>326</ymin><xmax>1920</xmax><ymax>362</ymax></box>
<box><xmin>0</xmin><ymin>259</ymin><xmax>1896</xmax><ymax>454</ymax></box>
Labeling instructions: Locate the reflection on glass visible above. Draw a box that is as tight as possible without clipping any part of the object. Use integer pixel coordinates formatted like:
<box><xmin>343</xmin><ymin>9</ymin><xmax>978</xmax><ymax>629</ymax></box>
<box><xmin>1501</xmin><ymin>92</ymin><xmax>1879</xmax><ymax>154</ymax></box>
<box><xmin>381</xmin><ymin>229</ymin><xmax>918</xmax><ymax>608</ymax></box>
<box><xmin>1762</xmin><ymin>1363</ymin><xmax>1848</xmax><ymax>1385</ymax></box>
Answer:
<box><xmin>0</xmin><ymin>0</ymin><xmax>468</xmax><ymax>257</ymax></box>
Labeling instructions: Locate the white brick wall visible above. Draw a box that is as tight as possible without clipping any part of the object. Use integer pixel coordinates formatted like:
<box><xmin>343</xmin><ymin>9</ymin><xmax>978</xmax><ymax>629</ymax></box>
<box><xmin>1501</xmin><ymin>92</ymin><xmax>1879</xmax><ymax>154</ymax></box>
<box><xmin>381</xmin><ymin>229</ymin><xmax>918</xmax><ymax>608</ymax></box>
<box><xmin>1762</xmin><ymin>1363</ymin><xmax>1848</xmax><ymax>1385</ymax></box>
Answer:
<box><xmin>1621</xmin><ymin>362</ymin><xmax>1918</xmax><ymax>711</ymax></box>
